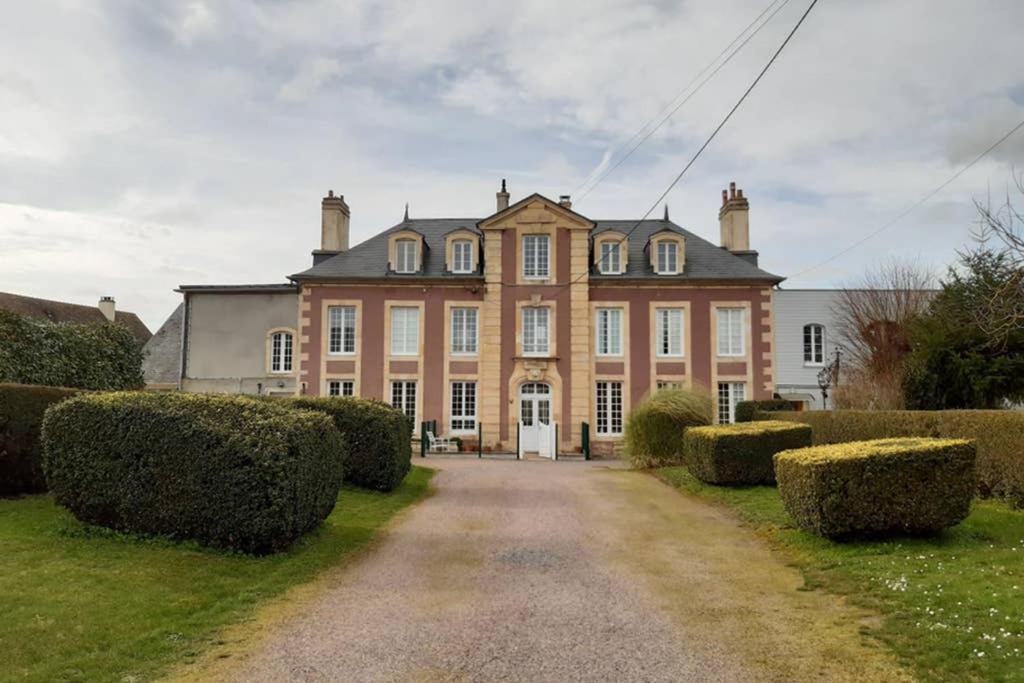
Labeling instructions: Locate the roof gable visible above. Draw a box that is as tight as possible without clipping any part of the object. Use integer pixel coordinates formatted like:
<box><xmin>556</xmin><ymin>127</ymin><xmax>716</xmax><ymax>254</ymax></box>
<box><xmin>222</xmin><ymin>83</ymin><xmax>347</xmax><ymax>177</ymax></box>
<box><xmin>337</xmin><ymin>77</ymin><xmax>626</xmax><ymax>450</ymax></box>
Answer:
<box><xmin>477</xmin><ymin>193</ymin><xmax>593</xmax><ymax>230</ymax></box>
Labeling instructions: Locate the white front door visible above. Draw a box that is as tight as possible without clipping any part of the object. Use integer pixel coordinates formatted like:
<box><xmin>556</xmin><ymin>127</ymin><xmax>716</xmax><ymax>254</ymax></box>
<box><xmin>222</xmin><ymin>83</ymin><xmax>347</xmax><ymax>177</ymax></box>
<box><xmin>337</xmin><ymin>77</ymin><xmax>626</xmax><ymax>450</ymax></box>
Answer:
<box><xmin>519</xmin><ymin>382</ymin><xmax>552</xmax><ymax>454</ymax></box>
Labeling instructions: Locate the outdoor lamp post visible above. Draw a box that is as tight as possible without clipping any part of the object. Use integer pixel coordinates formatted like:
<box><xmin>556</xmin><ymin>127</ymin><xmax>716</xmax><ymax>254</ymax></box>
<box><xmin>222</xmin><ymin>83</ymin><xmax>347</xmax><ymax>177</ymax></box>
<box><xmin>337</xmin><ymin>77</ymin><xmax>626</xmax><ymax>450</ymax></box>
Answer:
<box><xmin>817</xmin><ymin>347</ymin><xmax>842</xmax><ymax>410</ymax></box>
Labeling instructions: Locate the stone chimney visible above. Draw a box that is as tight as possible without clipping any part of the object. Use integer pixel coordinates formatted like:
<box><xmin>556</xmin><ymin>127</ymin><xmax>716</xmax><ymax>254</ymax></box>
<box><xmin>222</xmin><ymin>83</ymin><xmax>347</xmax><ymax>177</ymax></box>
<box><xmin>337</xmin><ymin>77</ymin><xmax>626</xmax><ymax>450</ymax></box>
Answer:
<box><xmin>558</xmin><ymin>195</ymin><xmax>572</xmax><ymax>210</ymax></box>
<box><xmin>321</xmin><ymin>190</ymin><xmax>350</xmax><ymax>252</ymax></box>
<box><xmin>496</xmin><ymin>179</ymin><xmax>510</xmax><ymax>212</ymax></box>
<box><xmin>719</xmin><ymin>181</ymin><xmax>750</xmax><ymax>252</ymax></box>
<box><xmin>98</xmin><ymin>296</ymin><xmax>116</xmax><ymax>322</ymax></box>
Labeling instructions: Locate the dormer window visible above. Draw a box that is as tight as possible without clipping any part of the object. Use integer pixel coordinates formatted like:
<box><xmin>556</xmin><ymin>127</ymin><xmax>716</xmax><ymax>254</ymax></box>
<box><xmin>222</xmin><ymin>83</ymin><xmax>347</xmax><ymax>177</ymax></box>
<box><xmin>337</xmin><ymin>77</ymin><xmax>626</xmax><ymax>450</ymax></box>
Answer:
<box><xmin>656</xmin><ymin>241</ymin><xmax>678</xmax><ymax>274</ymax></box>
<box><xmin>599</xmin><ymin>241</ymin><xmax>621</xmax><ymax>274</ymax></box>
<box><xmin>395</xmin><ymin>239</ymin><xmax>418</xmax><ymax>273</ymax></box>
<box><xmin>452</xmin><ymin>239</ymin><xmax>473</xmax><ymax>273</ymax></box>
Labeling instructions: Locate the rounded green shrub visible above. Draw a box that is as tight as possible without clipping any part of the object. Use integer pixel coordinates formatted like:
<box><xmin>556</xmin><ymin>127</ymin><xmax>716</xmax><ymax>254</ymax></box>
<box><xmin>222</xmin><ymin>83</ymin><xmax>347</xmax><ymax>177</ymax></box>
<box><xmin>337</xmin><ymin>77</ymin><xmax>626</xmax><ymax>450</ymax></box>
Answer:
<box><xmin>279</xmin><ymin>397</ymin><xmax>412</xmax><ymax>491</ymax></box>
<box><xmin>734</xmin><ymin>399</ymin><xmax>792</xmax><ymax>422</ymax></box>
<box><xmin>0</xmin><ymin>383</ymin><xmax>80</xmax><ymax>496</ymax></box>
<box><xmin>774</xmin><ymin>437</ymin><xmax>976</xmax><ymax>539</ymax></box>
<box><xmin>42</xmin><ymin>392</ymin><xmax>345</xmax><ymax>554</ymax></box>
<box><xmin>683</xmin><ymin>420</ymin><xmax>812</xmax><ymax>485</ymax></box>
<box><xmin>623</xmin><ymin>388</ymin><xmax>713</xmax><ymax>468</ymax></box>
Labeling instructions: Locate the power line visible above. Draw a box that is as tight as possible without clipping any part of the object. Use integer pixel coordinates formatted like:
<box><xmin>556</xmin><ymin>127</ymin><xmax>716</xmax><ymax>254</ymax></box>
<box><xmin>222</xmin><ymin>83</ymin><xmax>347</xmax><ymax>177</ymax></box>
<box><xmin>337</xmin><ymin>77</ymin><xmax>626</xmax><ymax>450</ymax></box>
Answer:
<box><xmin>573</xmin><ymin>0</ymin><xmax>793</xmax><ymax>204</ymax></box>
<box><xmin>787</xmin><ymin>116</ymin><xmax>1024</xmax><ymax>280</ymax></box>
<box><xmin>546</xmin><ymin>0</ymin><xmax>820</xmax><ymax>298</ymax></box>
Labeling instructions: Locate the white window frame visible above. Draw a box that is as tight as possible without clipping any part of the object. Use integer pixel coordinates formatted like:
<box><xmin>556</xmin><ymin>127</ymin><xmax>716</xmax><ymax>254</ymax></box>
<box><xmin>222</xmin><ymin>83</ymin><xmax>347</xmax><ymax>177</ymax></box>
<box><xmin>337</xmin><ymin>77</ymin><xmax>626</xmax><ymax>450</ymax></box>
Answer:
<box><xmin>522</xmin><ymin>234</ymin><xmax>550</xmax><ymax>279</ymax></box>
<box><xmin>717</xmin><ymin>381</ymin><xmax>746</xmax><ymax>424</ymax></box>
<box><xmin>522</xmin><ymin>307</ymin><xmax>550</xmax><ymax>356</ymax></box>
<box><xmin>595</xmin><ymin>308</ymin><xmax>623</xmax><ymax>357</ymax></box>
<box><xmin>450</xmin><ymin>381</ymin><xmax>477</xmax><ymax>433</ymax></box>
<box><xmin>595</xmin><ymin>381</ymin><xmax>624</xmax><ymax>436</ymax></box>
<box><xmin>452</xmin><ymin>239</ymin><xmax>474</xmax><ymax>274</ymax></box>
<box><xmin>656</xmin><ymin>241</ymin><xmax>679</xmax><ymax>275</ymax></box>
<box><xmin>327</xmin><ymin>306</ymin><xmax>356</xmax><ymax>355</ymax></box>
<box><xmin>655</xmin><ymin>308</ymin><xmax>684</xmax><ymax>357</ymax></box>
<box><xmin>716</xmin><ymin>307</ymin><xmax>745</xmax><ymax>357</ymax></box>
<box><xmin>270</xmin><ymin>331</ymin><xmax>293</xmax><ymax>373</ymax></box>
<box><xmin>395</xmin><ymin>238</ymin><xmax>418</xmax><ymax>274</ymax></box>
<box><xmin>804</xmin><ymin>323</ymin><xmax>825</xmax><ymax>366</ymax></box>
<box><xmin>390</xmin><ymin>307</ymin><xmax>420</xmax><ymax>356</ymax></box>
<box><xmin>598</xmin><ymin>241</ymin><xmax>622</xmax><ymax>274</ymax></box>
<box><xmin>328</xmin><ymin>380</ymin><xmax>354</xmax><ymax>397</ymax></box>
<box><xmin>450</xmin><ymin>307</ymin><xmax>478</xmax><ymax>355</ymax></box>
<box><xmin>390</xmin><ymin>381</ymin><xmax>417</xmax><ymax>421</ymax></box>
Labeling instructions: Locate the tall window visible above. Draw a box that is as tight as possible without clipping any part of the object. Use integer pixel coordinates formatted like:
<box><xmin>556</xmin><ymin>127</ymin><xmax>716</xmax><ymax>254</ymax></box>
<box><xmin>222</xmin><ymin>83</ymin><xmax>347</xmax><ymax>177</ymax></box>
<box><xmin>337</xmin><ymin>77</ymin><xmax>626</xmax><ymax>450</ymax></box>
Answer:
<box><xmin>804</xmin><ymin>324</ymin><xmax>825</xmax><ymax>365</ymax></box>
<box><xmin>523</xmin><ymin>235</ymin><xmax>550</xmax><ymax>279</ymax></box>
<box><xmin>655</xmin><ymin>308</ymin><xmax>684</xmax><ymax>357</ymax></box>
<box><xmin>390</xmin><ymin>381</ymin><xmax>416</xmax><ymax>420</ymax></box>
<box><xmin>595</xmin><ymin>308</ymin><xmax>623</xmax><ymax>356</ymax></box>
<box><xmin>522</xmin><ymin>307</ymin><xmax>549</xmax><ymax>356</ymax></box>
<box><xmin>390</xmin><ymin>307</ymin><xmax>420</xmax><ymax>355</ymax></box>
<box><xmin>395</xmin><ymin>239</ymin><xmax>418</xmax><ymax>273</ymax></box>
<box><xmin>656</xmin><ymin>241</ymin><xmax>678</xmax><ymax>274</ymax></box>
<box><xmin>328</xmin><ymin>380</ymin><xmax>354</xmax><ymax>397</ymax></box>
<box><xmin>595</xmin><ymin>381</ymin><xmax>623</xmax><ymax>435</ymax></box>
<box><xmin>328</xmin><ymin>306</ymin><xmax>356</xmax><ymax>355</ymax></box>
<box><xmin>270</xmin><ymin>331</ymin><xmax>293</xmax><ymax>372</ymax></box>
<box><xmin>717</xmin><ymin>382</ymin><xmax>746</xmax><ymax>424</ymax></box>
<box><xmin>450</xmin><ymin>381</ymin><xmax>477</xmax><ymax>432</ymax></box>
<box><xmin>451</xmin><ymin>307</ymin><xmax>478</xmax><ymax>354</ymax></box>
<box><xmin>452</xmin><ymin>240</ymin><xmax>473</xmax><ymax>273</ymax></box>
<box><xmin>599</xmin><ymin>241</ymin><xmax>621</xmax><ymax>274</ymax></box>
<box><xmin>716</xmin><ymin>308</ymin><xmax>745</xmax><ymax>356</ymax></box>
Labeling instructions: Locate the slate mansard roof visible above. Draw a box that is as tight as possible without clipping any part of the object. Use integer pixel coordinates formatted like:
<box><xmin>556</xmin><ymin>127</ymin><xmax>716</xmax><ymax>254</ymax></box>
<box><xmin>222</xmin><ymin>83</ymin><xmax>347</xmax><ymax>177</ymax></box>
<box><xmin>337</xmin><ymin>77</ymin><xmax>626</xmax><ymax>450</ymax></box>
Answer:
<box><xmin>292</xmin><ymin>210</ymin><xmax>782</xmax><ymax>284</ymax></box>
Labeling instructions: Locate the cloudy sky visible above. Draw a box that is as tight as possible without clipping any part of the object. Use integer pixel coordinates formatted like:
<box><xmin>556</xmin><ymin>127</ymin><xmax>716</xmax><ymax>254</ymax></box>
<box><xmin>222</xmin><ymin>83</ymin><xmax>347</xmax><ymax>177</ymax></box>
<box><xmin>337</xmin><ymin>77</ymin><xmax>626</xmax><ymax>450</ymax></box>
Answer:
<box><xmin>2</xmin><ymin>0</ymin><xmax>1023</xmax><ymax>330</ymax></box>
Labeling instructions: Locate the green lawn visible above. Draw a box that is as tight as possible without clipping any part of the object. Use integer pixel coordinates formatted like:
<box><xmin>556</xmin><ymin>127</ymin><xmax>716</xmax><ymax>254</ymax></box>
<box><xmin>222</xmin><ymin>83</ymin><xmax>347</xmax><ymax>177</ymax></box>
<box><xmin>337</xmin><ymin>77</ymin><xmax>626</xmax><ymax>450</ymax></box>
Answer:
<box><xmin>0</xmin><ymin>466</ymin><xmax>434</xmax><ymax>682</ymax></box>
<box><xmin>657</xmin><ymin>467</ymin><xmax>1024</xmax><ymax>682</ymax></box>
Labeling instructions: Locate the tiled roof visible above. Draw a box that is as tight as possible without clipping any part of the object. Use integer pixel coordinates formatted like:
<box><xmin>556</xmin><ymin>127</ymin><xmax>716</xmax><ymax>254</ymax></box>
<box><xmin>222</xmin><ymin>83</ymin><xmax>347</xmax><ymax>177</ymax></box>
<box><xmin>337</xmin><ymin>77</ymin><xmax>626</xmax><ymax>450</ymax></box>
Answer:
<box><xmin>0</xmin><ymin>291</ymin><xmax>152</xmax><ymax>343</ymax></box>
<box><xmin>292</xmin><ymin>217</ymin><xmax>782</xmax><ymax>283</ymax></box>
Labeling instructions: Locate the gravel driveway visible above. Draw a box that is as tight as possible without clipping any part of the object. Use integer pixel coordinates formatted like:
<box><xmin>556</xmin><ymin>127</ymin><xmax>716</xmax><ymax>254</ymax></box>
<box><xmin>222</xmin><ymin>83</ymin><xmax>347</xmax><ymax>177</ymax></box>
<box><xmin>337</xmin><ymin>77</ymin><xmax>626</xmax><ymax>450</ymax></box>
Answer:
<box><xmin>196</xmin><ymin>459</ymin><xmax>911</xmax><ymax>682</ymax></box>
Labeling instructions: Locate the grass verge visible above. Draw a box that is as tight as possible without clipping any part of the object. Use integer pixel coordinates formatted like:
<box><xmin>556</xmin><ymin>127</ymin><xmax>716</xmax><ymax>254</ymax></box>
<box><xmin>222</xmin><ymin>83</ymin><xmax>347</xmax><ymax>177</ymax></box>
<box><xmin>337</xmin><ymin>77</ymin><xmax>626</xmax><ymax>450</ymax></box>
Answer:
<box><xmin>0</xmin><ymin>466</ymin><xmax>434</xmax><ymax>682</ymax></box>
<box><xmin>656</xmin><ymin>467</ymin><xmax>1024</xmax><ymax>682</ymax></box>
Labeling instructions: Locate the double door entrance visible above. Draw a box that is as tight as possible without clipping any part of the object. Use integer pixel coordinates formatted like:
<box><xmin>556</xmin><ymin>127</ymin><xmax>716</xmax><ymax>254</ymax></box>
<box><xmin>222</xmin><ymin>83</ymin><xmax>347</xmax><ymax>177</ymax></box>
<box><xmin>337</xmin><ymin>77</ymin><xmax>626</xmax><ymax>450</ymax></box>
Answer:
<box><xmin>519</xmin><ymin>382</ymin><xmax>553</xmax><ymax>457</ymax></box>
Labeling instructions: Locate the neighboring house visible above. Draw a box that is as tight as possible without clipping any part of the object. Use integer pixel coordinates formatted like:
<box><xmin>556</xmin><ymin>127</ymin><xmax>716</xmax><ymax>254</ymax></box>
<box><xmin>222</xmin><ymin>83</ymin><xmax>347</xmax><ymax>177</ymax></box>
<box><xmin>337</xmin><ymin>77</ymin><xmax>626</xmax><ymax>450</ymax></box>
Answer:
<box><xmin>771</xmin><ymin>289</ymin><xmax>847</xmax><ymax>410</ymax></box>
<box><xmin>171</xmin><ymin>181</ymin><xmax>783</xmax><ymax>454</ymax></box>
<box><xmin>0</xmin><ymin>291</ymin><xmax>151</xmax><ymax>344</ymax></box>
<box><xmin>142</xmin><ymin>304</ymin><xmax>183</xmax><ymax>390</ymax></box>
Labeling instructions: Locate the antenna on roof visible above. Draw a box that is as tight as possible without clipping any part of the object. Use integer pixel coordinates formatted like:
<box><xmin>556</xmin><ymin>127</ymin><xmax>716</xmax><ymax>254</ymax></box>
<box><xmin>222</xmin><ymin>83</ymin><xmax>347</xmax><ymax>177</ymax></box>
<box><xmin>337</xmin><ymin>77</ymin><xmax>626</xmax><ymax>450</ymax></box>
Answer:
<box><xmin>403</xmin><ymin>203</ymin><xmax>409</xmax><ymax>222</ymax></box>
<box><xmin>663</xmin><ymin>204</ymin><xmax>670</xmax><ymax>221</ymax></box>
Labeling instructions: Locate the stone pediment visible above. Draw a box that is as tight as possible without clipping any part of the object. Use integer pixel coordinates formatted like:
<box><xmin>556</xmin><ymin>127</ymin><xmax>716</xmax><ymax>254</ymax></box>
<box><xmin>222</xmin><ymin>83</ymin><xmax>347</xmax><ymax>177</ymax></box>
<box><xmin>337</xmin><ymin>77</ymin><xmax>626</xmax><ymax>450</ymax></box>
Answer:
<box><xmin>477</xmin><ymin>193</ymin><xmax>594</xmax><ymax>231</ymax></box>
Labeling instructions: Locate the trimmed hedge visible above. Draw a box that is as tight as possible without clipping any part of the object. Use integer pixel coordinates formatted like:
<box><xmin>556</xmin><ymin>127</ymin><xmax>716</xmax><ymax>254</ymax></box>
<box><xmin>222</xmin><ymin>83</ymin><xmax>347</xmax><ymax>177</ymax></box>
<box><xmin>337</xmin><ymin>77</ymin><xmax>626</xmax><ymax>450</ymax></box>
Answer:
<box><xmin>734</xmin><ymin>399</ymin><xmax>792</xmax><ymax>423</ymax></box>
<box><xmin>623</xmin><ymin>388</ymin><xmax>713</xmax><ymax>468</ymax></box>
<box><xmin>281</xmin><ymin>397</ymin><xmax>412</xmax><ymax>491</ymax></box>
<box><xmin>0</xmin><ymin>310</ymin><xmax>144</xmax><ymax>390</ymax></box>
<box><xmin>774</xmin><ymin>437</ymin><xmax>976</xmax><ymax>538</ymax></box>
<box><xmin>0</xmin><ymin>383</ymin><xmax>80</xmax><ymax>496</ymax></box>
<box><xmin>683</xmin><ymin>420</ymin><xmax>812</xmax><ymax>485</ymax></box>
<box><xmin>42</xmin><ymin>392</ymin><xmax>345</xmax><ymax>554</ymax></box>
<box><xmin>757</xmin><ymin>410</ymin><xmax>1024</xmax><ymax>507</ymax></box>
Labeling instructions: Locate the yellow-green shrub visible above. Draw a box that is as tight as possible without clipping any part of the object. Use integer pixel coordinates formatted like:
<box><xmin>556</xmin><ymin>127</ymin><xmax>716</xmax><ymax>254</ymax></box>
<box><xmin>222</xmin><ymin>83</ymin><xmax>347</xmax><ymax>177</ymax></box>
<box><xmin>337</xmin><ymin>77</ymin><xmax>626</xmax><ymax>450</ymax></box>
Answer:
<box><xmin>774</xmin><ymin>438</ymin><xmax>976</xmax><ymax>538</ymax></box>
<box><xmin>623</xmin><ymin>388</ymin><xmax>713</xmax><ymax>468</ymax></box>
<box><xmin>683</xmin><ymin>420</ymin><xmax>812</xmax><ymax>485</ymax></box>
<box><xmin>759</xmin><ymin>410</ymin><xmax>1024</xmax><ymax>506</ymax></box>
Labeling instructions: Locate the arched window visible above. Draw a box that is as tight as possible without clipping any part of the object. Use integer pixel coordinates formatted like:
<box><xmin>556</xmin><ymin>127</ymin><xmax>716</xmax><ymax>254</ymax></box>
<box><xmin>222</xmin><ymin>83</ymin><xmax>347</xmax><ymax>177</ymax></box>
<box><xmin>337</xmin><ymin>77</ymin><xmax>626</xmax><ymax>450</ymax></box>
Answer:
<box><xmin>803</xmin><ymin>324</ymin><xmax>825</xmax><ymax>365</ymax></box>
<box><xmin>270</xmin><ymin>330</ymin><xmax>293</xmax><ymax>373</ymax></box>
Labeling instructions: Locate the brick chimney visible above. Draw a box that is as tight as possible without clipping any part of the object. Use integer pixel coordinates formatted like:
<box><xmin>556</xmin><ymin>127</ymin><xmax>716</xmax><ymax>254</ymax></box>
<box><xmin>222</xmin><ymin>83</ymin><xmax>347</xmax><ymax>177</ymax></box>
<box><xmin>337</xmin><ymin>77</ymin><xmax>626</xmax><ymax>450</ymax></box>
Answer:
<box><xmin>98</xmin><ymin>296</ymin><xmax>116</xmax><ymax>322</ymax></box>
<box><xmin>719</xmin><ymin>181</ymin><xmax>750</xmax><ymax>252</ymax></box>
<box><xmin>320</xmin><ymin>190</ymin><xmax>350</xmax><ymax>252</ymax></box>
<box><xmin>496</xmin><ymin>179</ymin><xmax>510</xmax><ymax>212</ymax></box>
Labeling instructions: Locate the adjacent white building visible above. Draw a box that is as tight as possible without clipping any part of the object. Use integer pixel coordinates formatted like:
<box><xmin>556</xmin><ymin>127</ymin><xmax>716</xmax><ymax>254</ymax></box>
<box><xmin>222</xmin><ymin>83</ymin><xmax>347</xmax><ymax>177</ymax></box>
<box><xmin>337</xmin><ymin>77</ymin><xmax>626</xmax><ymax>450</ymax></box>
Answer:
<box><xmin>772</xmin><ymin>289</ymin><xmax>847</xmax><ymax>410</ymax></box>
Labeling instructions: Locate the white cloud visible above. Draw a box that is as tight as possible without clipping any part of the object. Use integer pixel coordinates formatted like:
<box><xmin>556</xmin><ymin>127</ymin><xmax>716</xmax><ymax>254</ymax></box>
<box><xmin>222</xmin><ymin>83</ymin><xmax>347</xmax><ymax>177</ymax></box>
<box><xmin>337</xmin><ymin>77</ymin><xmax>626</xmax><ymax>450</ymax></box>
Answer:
<box><xmin>167</xmin><ymin>2</ymin><xmax>218</xmax><ymax>47</ymax></box>
<box><xmin>278</xmin><ymin>57</ymin><xmax>347</xmax><ymax>102</ymax></box>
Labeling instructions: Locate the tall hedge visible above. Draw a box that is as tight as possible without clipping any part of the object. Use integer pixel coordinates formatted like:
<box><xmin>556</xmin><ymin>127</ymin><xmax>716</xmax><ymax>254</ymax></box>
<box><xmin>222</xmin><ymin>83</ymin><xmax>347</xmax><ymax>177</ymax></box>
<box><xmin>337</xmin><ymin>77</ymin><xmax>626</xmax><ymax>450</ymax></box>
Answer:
<box><xmin>42</xmin><ymin>393</ymin><xmax>345</xmax><ymax>554</ymax></box>
<box><xmin>775</xmin><ymin>438</ymin><xmax>976</xmax><ymax>538</ymax></box>
<box><xmin>683</xmin><ymin>420</ymin><xmax>812</xmax><ymax>485</ymax></box>
<box><xmin>734</xmin><ymin>399</ymin><xmax>792</xmax><ymax>423</ymax></box>
<box><xmin>280</xmin><ymin>397</ymin><xmax>412</xmax><ymax>491</ymax></box>
<box><xmin>0</xmin><ymin>383</ymin><xmax>80</xmax><ymax>496</ymax></box>
<box><xmin>0</xmin><ymin>310</ymin><xmax>144</xmax><ymax>390</ymax></box>
<box><xmin>758</xmin><ymin>409</ymin><xmax>1024</xmax><ymax>507</ymax></box>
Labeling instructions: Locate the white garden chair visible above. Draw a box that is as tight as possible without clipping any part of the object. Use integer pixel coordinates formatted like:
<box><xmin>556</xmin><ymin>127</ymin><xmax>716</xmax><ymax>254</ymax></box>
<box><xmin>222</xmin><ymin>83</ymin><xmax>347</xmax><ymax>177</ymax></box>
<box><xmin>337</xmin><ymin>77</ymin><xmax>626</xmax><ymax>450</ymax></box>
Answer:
<box><xmin>426</xmin><ymin>431</ymin><xmax>457</xmax><ymax>453</ymax></box>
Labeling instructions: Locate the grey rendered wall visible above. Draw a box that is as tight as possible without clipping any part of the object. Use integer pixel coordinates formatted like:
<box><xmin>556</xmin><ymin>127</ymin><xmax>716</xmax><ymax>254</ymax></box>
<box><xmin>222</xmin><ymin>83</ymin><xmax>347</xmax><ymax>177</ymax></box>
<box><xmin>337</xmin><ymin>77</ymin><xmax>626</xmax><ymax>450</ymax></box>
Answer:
<box><xmin>182</xmin><ymin>291</ymin><xmax>299</xmax><ymax>395</ymax></box>
<box><xmin>773</xmin><ymin>290</ymin><xmax>847</xmax><ymax>409</ymax></box>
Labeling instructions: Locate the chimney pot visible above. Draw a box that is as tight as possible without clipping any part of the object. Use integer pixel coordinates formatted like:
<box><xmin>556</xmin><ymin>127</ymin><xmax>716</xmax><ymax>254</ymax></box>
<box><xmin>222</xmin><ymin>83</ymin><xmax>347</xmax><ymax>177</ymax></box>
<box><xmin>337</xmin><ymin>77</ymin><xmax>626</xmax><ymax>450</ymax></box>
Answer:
<box><xmin>98</xmin><ymin>296</ymin><xmax>116</xmax><ymax>322</ymax></box>
<box><xmin>721</xmin><ymin>189</ymin><xmax>728</xmax><ymax>206</ymax></box>
<box><xmin>729</xmin><ymin>181</ymin><xmax>736</xmax><ymax>200</ymax></box>
<box><xmin>496</xmin><ymin>178</ymin><xmax>510</xmax><ymax>212</ymax></box>
<box><xmin>558</xmin><ymin>194</ymin><xmax>572</xmax><ymax>209</ymax></box>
